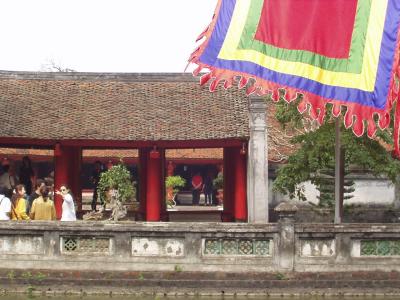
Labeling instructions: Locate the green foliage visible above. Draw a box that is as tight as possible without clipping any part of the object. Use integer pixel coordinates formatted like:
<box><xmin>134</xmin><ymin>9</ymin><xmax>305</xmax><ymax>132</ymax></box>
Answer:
<box><xmin>97</xmin><ymin>162</ymin><xmax>135</xmax><ymax>203</ymax></box>
<box><xmin>165</xmin><ymin>176</ymin><xmax>186</xmax><ymax>194</ymax></box>
<box><xmin>271</xmin><ymin>97</ymin><xmax>400</xmax><ymax>204</ymax></box>
<box><xmin>274</xmin><ymin>272</ymin><xmax>286</xmax><ymax>280</ymax></box>
<box><xmin>174</xmin><ymin>265</ymin><xmax>183</xmax><ymax>272</ymax></box>
<box><xmin>165</xmin><ymin>176</ymin><xmax>186</xmax><ymax>207</ymax></box>
<box><xmin>213</xmin><ymin>173</ymin><xmax>224</xmax><ymax>190</ymax></box>
<box><xmin>7</xmin><ymin>270</ymin><xmax>15</xmax><ymax>280</ymax></box>
<box><xmin>316</xmin><ymin>168</ymin><xmax>355</xmax><ymax>208</ymax></box>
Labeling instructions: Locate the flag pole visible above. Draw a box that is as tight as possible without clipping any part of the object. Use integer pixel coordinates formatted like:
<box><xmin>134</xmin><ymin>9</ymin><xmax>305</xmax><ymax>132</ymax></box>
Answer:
<box><xmin>334</xmin><ymin>117</ymin><xmax>344</xmax><ymax>223</ymax></box>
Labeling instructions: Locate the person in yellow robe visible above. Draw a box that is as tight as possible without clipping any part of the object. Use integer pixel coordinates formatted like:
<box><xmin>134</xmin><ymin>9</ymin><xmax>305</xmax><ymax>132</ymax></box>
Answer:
<box><xmin>11</xmin><ymin>184</ymin><xmax>30</xmax><ymax>220</ymax></box>
<box><xmin>29</xmin><ymin>185</ymin><xmax>56</xmax><ymax>221</ymax></box>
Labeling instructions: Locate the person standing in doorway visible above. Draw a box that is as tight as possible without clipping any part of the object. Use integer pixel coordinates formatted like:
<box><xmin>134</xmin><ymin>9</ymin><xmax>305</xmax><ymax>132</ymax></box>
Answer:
<box><xmin>90</xmin><ymin>161</ymin><xmax>103</xmax><ymax>212</ymax></box>
<box><xmin>191</xmin><ymin>173</ymin><xmax>203</xmax><ymax>206</ymax></box>
<box><xmin>18</xmin><ymin>156</ymin><xmax>35</xmax><ymax>196</ymax></box>
<box><xmin>0</xmin><ymin>158</ymin><xmax>16</xmax><ymax>195</ymax></box>
<box><xmin>203</xmin><ymin>174</ymin><xmax>213</xmax><ymax>206</ymax></box>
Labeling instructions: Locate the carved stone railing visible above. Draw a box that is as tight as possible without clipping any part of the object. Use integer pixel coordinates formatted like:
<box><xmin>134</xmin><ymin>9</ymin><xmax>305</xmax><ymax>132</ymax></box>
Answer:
<box><xmin>1</xmin><ymin>217</ymin><xmax>400</xmax><ymax>272</ymax></box>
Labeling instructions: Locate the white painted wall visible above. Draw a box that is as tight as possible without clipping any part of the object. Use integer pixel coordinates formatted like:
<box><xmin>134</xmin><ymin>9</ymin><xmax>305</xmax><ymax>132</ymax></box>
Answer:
<box><xmin>269</xmin><ymin>178</ymin><xmax>396</xmax><ymax>206</ymax></box>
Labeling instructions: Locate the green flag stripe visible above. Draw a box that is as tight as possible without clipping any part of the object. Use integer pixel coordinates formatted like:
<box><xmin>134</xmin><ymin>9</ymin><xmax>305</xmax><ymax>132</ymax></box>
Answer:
<box><xmin>237</xmin><ymin>0</ymin><xmax>371</xmax><ymax>74</ymax></box>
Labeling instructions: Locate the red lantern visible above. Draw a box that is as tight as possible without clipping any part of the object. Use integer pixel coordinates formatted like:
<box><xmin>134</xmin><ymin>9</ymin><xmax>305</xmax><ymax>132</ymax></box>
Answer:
<box><xmin>240</xmin><ymin>143</ymin><xmax>247</xmax><ymax>155</ymax></box>
<box><xmin>150</xmin><ymin>146</ymin><xmax>160</xmax><ymax>159</ymax></box>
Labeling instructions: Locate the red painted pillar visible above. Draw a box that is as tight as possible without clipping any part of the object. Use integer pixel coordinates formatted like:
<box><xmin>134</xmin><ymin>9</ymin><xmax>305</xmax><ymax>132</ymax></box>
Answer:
<box><xmin>222</xmin><ymin>148</ymin><xmax>235</xmax><ymax>222</ymax></box>
<box><xmin>54</xmin><ymin>145</ymin><xmax>68</xmax><ymax>219</ymax></box>
<box><xmin>146</xmin><ymin>148</ymin><xmax>163</xmax><ymax>221</ymax></box>
<box><xmin>68</xmin><ymin>147</ymin><xmax>82</xmax><ymax>213</ymax></box>
<box><xmin>54</xmin><ymin>145</ymin><xmax>81</xmax><ymax>219</ymax></box>
<box><xmin>138</xmin><ymin>148</ymin><xmax>149</xmax><ymax>221</ymax></box>
<box><xmin>233</xmin><ymin>147</ymin><xmax>247</xmax><ymax>222</ymax></box>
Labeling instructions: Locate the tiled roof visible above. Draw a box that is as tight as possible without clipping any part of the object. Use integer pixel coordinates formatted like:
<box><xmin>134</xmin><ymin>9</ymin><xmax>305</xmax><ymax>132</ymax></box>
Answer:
<box><xmin>0</xmin><ymin>72</ymin><xmax>249</xmax><ymax>141</ymax></box>
<box><xmin>0</xmin><ymin>71</ymin><xmax>298</xmax><ymax>162</ymax></box>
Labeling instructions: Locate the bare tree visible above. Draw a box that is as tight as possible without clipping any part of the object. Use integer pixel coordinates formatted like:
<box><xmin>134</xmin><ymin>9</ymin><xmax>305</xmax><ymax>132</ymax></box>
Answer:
<box><xmin>40</xmin><ymin>59</ymin><xmax>76</xmax><ymax>72</ymax></box>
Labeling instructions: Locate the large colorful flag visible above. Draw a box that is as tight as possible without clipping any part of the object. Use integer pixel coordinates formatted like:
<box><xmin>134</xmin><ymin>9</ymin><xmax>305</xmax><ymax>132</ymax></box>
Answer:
<box><xmin>189</xmin><ymin>0</ymin><xmax>400</xmax><ymax>156</ymax></box>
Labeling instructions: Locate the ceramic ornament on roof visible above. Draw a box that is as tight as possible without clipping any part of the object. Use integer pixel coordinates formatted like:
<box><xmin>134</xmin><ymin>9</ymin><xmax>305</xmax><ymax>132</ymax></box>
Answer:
<box><xmin>189</xmin><ymin>0</ymin><xmax>400</xmax><ymax>157</ymax></box>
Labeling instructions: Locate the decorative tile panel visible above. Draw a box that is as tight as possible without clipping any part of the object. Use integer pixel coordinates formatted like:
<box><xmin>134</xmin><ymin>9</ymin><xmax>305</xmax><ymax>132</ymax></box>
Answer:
<box><xmin>61</xmin><ymin>237</ymin><xmax>110</xmax><ymax>255</ymax></box>
<box><xmin>221</xmin><ymin>239</ymin><xmax>237</xmax><ymax>255</ymax></box>
<box><xmin>204</xmin><ymin>238</ymin><xmax>271</xmax><ymax>256</ymax></box>
<box><xmin>360</xmin><ymin>240</ymin><xmax>400</xmax><ymax>256</ymax></box>
<box><xmin>300</xmin><ymin>239</ymin><xmax>335</xmax><ymax>257</ymax></box>
<box><xmin>204</xmin><ymin>239</ymin><xmax>220</xmax><ymax>255</ymax></box>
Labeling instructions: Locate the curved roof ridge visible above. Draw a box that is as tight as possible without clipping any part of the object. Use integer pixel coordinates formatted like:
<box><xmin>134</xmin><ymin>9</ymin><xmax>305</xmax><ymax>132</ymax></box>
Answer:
<box><xmin>0</xmin><ymin>71</ymin><xmax>198</xmax><ymax>82</ymax></box>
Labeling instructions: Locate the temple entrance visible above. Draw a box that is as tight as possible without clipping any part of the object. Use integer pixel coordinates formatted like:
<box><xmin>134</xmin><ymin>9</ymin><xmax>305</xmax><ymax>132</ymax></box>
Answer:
<box><xmin>164</xmin><ymin>148</ymin><xmax>224</xmax><ymax>222</ymax></box>
<box><xmin>81</xmin><ymin>148</ymin><xmax>139</xmax><ymax>216</ymax></box>
<box><xmin>172</xmin><ymin>164</ymin><xmax>219</xmax><ymax>206</ymax></box>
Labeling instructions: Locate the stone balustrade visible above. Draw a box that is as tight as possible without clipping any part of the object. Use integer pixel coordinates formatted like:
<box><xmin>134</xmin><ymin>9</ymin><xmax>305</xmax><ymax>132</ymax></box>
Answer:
<box><xmin>1</xmin><ymin>206</ymin><xmax>400</xmax><ymax>273</ymax></box>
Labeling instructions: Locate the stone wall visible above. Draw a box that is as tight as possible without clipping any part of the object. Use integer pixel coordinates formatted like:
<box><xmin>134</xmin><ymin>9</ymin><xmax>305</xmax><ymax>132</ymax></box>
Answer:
<box><xmin>1</xmin><ymin>214</ymin><xmax>400</xmax><ymax>273</ymax></box>
<box><xmin>269</xmin><ymin>177</ymin><xmax>396</xmax><ymax>207</ymax></box>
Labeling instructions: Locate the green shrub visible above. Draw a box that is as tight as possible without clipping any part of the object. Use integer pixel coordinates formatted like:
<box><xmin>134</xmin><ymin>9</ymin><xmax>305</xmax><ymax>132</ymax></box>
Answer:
<box><xmin>165</xmin><ymin>176</ymin><xmax>186</xmax><ymax>195</ymax></box>
<box><xmin>97</xmin><ymin>163</ymin><xmax>135</xmax><ymax>204</ymax></box>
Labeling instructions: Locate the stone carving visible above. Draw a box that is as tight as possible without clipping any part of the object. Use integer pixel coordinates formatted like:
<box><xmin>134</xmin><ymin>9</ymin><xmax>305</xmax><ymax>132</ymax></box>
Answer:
<box><xmin>109</xmin><ymin>189</ymin><xmax>127</xmax><ymax>221</ymax></box>
<box><xmin>132</xmin><ymin>238</ymin><xmax>184</xmax><ymax>256</ymax></box>
<box><xmin>250</xmin><ymin>112</ymin><xmax>266</xmax><ymax>129</ymax></box>
<box><xmin>82</xmin><ymin>207</ymin><xmax>104</xmax><ymax>220</ymax></box>
<box><xmin>300</xmin><ymin>239</ymin><xmax>335</xmax><ymax>257</ymax></box>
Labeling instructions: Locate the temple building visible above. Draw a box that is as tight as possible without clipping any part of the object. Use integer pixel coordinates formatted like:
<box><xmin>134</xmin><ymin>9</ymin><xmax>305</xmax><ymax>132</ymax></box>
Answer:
<box><xmin>0</xmin><ymin>71</ymin><xmax>297</xmax><ymax>223</ymax></box>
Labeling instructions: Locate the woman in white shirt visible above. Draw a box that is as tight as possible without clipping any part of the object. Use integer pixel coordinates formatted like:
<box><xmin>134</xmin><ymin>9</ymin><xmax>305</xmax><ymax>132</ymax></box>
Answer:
<box><xmin>56</xmin><ymin>185</ymin><xmax>76</xmax><ymax>221</ymax></box>
<box><xmin>0</xmin><ymin>187</ymin><xmax>11</xmax><ymax>220</ymax></box>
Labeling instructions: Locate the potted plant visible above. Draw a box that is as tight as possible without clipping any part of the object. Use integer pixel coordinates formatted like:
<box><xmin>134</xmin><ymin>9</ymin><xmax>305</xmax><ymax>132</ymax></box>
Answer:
<box><xmin>213</xmin><ymin>173</ymin><xmax>223</xmax><ymax>206</ymax></box>
<box><xmin>165</xmin><ymin>176</ymin><xmax>186</xmax><ymax>208</ymax></box>
<box><xmin>96</xmin><ymin>162</ymin><xmax>135</xmax><ymax>220</ymax></box>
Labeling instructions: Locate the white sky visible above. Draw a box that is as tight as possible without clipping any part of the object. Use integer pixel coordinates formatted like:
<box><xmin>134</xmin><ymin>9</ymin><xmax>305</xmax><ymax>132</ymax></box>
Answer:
<box><xmin>0</xmin><ymin>0</ymin><xmax>217</xmax><ymax>73</ymax></box>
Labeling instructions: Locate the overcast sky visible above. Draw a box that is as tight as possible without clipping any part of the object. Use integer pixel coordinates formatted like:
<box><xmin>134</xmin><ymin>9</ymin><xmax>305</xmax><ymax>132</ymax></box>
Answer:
<box><xmin>0</xmin><ymin>0</ymin><xmax>216</xmax><ymax>73</ymax></box>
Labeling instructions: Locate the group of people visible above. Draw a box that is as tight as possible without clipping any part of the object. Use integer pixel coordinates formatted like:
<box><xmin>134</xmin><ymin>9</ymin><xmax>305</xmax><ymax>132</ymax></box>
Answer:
<box><xmin>191</xmin><ymin>173</ymin><xmax>214</xmax><ymax>206</ymax></box>
<box><xmin>0</xmin><ymin>156</ymin><xmax>76</xmax><ymax>221</ymax></box>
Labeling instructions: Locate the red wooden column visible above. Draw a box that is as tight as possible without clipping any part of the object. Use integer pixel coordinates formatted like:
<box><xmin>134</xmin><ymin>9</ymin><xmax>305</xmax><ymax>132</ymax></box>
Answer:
<box><xmin>145</xmin><ymin>147</ymin><xmax>164</xmax><ymax>221</ymax></box>
<box><xmin>233</xmin><ymin>146</ymin><xmax>247</xmax><ymax>222</ymax></box>
<box><xmin>68</xmin><ymin>146</ymin><xmax>82</xmax><ymax>213</ymax></box>
<box><xmin>138</xmin><ymin>148</ymin><xmax>149</xmax><ymax>221</ymax></box>
<box><xmin>54</xmin><ymin>144</ymin><xmax>82</xmax><ymax>219</ymax></box>
<box><xmin>222</xmin><ymin>147</ymin><xmax>235</xmax><ymax>222</ymax></box>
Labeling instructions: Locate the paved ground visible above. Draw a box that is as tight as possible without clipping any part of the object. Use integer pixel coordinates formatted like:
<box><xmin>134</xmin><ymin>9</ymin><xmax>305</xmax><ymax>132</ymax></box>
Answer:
<box><xmin>80</xmin><ymin>191</ymin><xmax>223</xmax><ymax>222</ymax></box>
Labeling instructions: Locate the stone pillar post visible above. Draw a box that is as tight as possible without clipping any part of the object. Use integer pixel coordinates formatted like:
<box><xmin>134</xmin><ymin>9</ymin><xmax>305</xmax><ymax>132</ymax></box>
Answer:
<box><xmin>247</xmin><ymin>97</ymin><xmax>268</xmax><ymax>223</ymax></box>
<box><xmin>275</xmin><ymin>202</ymin><xmax>298</xmax><ymax>271</ymax></box>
